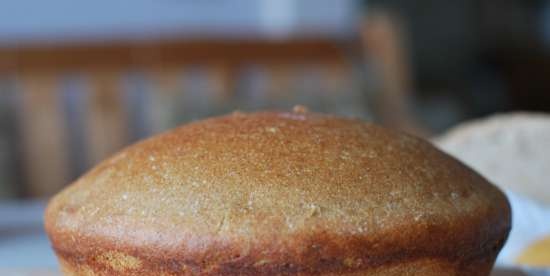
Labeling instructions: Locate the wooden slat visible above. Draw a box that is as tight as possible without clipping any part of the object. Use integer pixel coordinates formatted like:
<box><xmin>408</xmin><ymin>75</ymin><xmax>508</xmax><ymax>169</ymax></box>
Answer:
<box><xmin>85</xmin><ymin>70</ymin><xmax>128</xmax><ymax>165</ymax></box>
<box><xmin>265</xmin><ymin>63</ymin><xmax>292</xmax><ymax>100</ymax></box>
<box><xmin>0</xmin><ymin>39</ymin><xmax>348</xmax><ymax>72</ymax></box>
<box><xmin>17</xmin><ymin>71</ymin><xmax>69</xmax><ymax>197</ymax></box>
<box><xmin>208</xmin><ymin>63</ymin><xmax>234</xmax><ymax>102</ymax></box>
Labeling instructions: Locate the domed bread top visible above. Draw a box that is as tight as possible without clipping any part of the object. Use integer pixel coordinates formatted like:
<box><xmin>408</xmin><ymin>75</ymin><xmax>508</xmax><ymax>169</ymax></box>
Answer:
<box><xmin>45</xmin><ymin>110</ymin><xmax>510</xmax><ymax>275</ymax></box>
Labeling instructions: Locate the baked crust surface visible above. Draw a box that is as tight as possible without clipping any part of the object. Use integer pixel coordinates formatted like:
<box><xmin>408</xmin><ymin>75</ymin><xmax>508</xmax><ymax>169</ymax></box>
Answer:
<box><xmin>57</xmin><ymin>255</ymin><xmax>497</xmax><ymax>275</ymax></box>
<box><xmin>45</xmin><ymin>111</ymin><xmax>510</xmax><ymax>275</ymax></box>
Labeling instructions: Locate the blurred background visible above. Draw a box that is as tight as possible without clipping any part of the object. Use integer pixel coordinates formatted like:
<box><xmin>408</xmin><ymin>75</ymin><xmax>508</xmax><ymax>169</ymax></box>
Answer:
<box><xmin>1</xmin><ymin>0</ymin><xmax>550</xmax><ymax>271</ymax></box>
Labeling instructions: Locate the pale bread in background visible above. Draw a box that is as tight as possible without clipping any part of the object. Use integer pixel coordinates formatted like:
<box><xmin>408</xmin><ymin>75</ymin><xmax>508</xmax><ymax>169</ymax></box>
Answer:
<box><xmin>435</xmin><ymin>112</ymin><xmax>550</xmax><ymax>205</ymax></box>
<box><xmin>435</xmin><ymin>112</ymin><xmax>550</xmax><ymax>269</ymax></box>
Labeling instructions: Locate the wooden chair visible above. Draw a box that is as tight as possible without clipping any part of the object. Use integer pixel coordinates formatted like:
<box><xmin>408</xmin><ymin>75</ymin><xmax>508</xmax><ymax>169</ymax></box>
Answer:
<box><xmin>0</xmin><ymin>38</ymin><xmax>360</xmax><ymax>197</ymax></box>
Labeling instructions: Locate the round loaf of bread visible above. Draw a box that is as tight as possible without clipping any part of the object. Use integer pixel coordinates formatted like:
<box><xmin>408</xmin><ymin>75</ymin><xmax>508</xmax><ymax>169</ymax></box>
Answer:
<box><xmin>45</xmin><ymin>110</ymin><xmax>510</xmax><ymax>275</ymax></box>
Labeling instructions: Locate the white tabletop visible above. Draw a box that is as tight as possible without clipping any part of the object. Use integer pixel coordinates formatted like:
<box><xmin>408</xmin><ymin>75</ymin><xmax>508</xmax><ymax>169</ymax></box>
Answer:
<box><xmin>0</xmin><ymin>200</ymin><xmax>57</xmax><ymax>268</ymax></box>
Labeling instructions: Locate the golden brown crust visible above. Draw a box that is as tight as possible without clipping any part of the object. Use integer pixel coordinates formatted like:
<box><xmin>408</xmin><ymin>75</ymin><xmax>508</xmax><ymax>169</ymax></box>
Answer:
<box><xmin>56</xmin><ymin>254</ymin><xmax>497</xmax><ymax>275</ymax></box>
<box><xmin>45</xmin><ymin>110</ymin><xmax>510</xmax><ymax>275</ymax></box>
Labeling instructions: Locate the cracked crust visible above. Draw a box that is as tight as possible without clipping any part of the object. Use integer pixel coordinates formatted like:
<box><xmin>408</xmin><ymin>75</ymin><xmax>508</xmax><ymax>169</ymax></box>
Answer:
<box><xmin>45</xmin><ymin>110</ymin><xmax>511</xmax><ymax>275</ymax></box>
